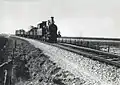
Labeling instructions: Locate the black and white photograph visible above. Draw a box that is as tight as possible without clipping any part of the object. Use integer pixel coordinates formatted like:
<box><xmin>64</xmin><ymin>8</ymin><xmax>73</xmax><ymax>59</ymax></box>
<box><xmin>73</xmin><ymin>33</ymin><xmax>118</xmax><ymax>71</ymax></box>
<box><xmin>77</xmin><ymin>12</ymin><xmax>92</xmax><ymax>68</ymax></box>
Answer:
<box><xmin>0</xmin><ymin>0</ymin><xmax>120</xmax><ymax>85</ymax></box>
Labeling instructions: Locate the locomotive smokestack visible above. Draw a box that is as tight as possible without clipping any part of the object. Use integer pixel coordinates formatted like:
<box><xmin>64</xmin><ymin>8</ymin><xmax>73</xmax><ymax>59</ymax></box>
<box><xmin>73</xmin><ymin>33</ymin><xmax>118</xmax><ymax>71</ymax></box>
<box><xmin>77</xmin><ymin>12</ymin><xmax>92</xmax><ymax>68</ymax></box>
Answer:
<box><xmin>51</xmin><ymin>16</ymin><xmax>54</xmax><ymax>23</ymax></box>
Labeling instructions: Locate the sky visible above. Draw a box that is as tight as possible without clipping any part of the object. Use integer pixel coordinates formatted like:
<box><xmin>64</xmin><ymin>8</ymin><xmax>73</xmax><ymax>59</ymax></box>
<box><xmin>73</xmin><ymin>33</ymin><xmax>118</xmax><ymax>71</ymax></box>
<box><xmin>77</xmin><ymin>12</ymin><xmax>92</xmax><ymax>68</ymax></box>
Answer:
<box><xmin>0</xmin><ymin>0</ymin><xmax>120</xmax><ymax>38</ymax></box>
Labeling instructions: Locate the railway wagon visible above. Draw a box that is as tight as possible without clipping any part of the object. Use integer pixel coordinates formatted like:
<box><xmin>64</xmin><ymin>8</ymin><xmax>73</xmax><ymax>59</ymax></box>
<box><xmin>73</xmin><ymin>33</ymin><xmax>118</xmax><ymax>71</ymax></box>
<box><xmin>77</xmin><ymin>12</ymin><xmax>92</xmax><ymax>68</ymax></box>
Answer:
<box><xmin>36</xmin><ymin>28</ymin><xmax>42</xmax><ymax>39</ymax></box>
<box><xmin>36</xmin><ymin>23</ymin><xmax>42</xmax><ymax>40</ymax></box>
<box><xmin>25</xmin><ymin>26</ymin><xmax>38</xmax><ymax>39</ymax></box>
<box><xmin>15</xmin><ymin>29</ymin><xmax>26</xmax><ymax>37</ymax></box>
<box><xmin>36</xmin><ymin>21</ymin><xmax>48</xmax><ymax>40</ymax></box>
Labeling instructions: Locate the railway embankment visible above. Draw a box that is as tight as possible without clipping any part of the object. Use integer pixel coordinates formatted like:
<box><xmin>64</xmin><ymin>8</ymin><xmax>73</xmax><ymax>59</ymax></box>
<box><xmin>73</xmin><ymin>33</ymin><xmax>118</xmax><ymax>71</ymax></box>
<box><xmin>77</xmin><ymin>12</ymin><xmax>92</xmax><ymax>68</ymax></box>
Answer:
<box><xmin>4</xmin><ymin>36</ymin><xmax>86</xmax><ymax>85</ymax></box>
<box><xmin>17</xmin><ymin>36</ymin><xmax>120</xmax><ymax>85</ymax></box>
<box><xmin>3</xmin><ymin>36</ymin><xmax>120</xmax><ymax>85</ymax></box>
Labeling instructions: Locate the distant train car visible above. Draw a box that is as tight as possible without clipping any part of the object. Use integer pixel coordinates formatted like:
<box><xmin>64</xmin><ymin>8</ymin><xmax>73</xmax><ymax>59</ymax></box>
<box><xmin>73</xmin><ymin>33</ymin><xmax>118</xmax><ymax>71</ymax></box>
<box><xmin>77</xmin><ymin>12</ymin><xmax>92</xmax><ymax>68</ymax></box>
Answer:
<box><xmin>27</xmin><ymin>26</ymin><xmax>38</xmax><ymax>39</ymax></box>
<box><xmin>37</xmin><ymin>28</ymin><xmax>42</xmax><ymax>38</ymax></box>
<box><xmin>25</xmin><ymin>31</ymin><xmax>29</xmax><ymax>38</ymax></box>
<box><xmin>32</xmin><ymin>27</ymin><xmax>38</xmax><ymax>39</ymax></box>
<box><xmin>15</xmin><ymin>29</ymin><xmax>25</xmax><ymax>37</ymax></box>
<box><xmin>20</xmin><ymin>29</ymin><xmax>26</xmax><ymax>37</ymax></box>
<box><xmin>37</xmin><ymin>23</ymin><xmax>42</xmax><ymax>36</ymax></box>
<box><xmin>28</xmin><ymin>27</ymin><xmax>33</xmax><ymax>38</ymax></box>
<box><xmin>37</xmin><ymin>22</ymin><xmax>47</xmax><ymax>40</ymax></box>
<box><xmin>36</xmin><ymin>23</ymin><xmax>42</xmax><ymax>40</ymax></box>
<box><xmin>15</xmin><ymin>30</ymin><xmax>19</xmax><ymax>36</ymax></box>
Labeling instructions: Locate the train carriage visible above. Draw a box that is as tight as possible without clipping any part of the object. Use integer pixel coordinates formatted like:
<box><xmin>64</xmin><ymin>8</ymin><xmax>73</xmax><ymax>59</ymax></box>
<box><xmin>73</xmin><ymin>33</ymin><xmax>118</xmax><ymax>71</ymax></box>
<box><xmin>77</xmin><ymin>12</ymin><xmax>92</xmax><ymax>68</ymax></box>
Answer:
<box><xmin>37</xmin><ymin>28</ymin><xmax>42</xmax><ymax>39</ymax></box>
<box><xmin>15</xmin><ymin>30</ymin><xmax>19</xmax><ymax>36</ymax></box>
<box><xmin>15</xmin><ymin>29</ymin><xmax>25</xmax><ymax>37</ymax></box>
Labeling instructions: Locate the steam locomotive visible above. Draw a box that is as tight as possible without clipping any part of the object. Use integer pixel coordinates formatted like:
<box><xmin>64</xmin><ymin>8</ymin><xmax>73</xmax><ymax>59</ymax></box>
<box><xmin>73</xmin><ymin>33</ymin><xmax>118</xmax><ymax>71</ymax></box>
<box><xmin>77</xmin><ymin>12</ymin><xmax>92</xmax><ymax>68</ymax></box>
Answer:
<box><xmin>15</xmin><ymin>17</ymin><xmax>61</xmax><ymax>43</ymax></box>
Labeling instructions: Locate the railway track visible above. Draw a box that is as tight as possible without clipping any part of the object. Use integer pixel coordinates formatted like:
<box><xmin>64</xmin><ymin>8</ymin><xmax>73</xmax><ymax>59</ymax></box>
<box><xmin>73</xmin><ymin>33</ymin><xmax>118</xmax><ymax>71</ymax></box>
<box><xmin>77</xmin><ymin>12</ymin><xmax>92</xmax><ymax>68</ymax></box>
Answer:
<box><xmin>58</xmin><ymin>37</ymin><xmax>120</xmax><ymax>42</ymax></box>
<box><xmin>57</xmin><ymin>37</ymin><xmax>120</xmax><ymax>56</ymax></box>
<box><xmin>50</xmin><ymin>43</ymin><xmax>120</xmax><ymax>68</ymax></box>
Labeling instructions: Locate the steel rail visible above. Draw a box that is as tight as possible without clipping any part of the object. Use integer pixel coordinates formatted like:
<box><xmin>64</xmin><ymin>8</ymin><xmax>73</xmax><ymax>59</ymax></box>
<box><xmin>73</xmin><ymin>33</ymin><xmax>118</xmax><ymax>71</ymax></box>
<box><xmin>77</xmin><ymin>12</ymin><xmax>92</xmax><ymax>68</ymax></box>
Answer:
<box><xmin>37</xmin><ymin>41</ymin><xmax>120</xmax><ymax>68</ymax></box>
<box><xmin>52</xmin><ymin>43</ymin><xmax>120</xmax><ymax>67</ymax></box>
<box><xmin>58</xmin><ymin>36</ymin><xmax>120</xmax><ymax>41</ymax></box>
